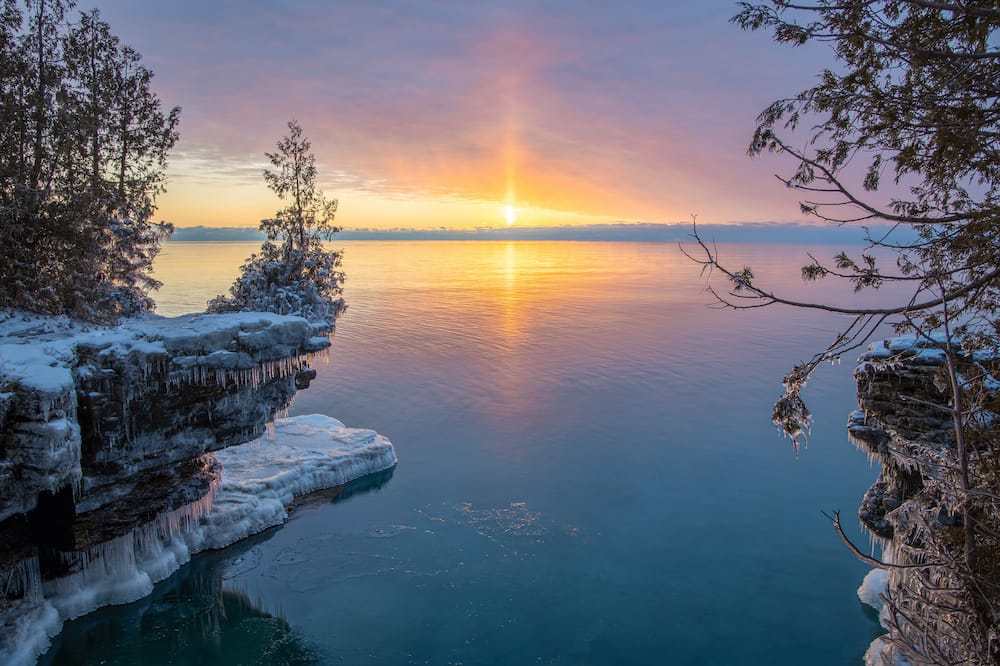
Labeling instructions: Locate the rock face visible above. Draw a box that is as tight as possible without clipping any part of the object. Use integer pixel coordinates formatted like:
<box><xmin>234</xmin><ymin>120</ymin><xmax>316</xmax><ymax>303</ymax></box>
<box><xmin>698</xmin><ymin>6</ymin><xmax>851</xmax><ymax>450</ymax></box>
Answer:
<box><xmin>850</xmin><ymin>336</ymin><xmax>1000</xmax><ymax>665</ymax></box>
<box><xmin>0</xmin><ymin>312</ymin><xmax>400</xmax><ymax>666</ymax></box>
<box><xmin>0</xmin><ymin>312</ymin><xmax>328</xmax><ymax>593</ymax></box>
<box><xmin>0</xmin><ymin>343</ymin><xmax>82</xmax><ymax>526</ymax></box>
<box><xmin>71</xmin><ymin>315</ymin><xmax>327</xmax><ymax>515</ymax></box>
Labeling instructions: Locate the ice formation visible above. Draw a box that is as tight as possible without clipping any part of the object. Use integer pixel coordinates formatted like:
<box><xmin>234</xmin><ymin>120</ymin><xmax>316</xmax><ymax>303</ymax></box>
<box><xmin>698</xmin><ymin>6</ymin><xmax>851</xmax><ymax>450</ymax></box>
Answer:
<box><xmin>0</xmin><ymin>414</ymin><xmax>396</xmax><ymax>666</ymax></box>
<box><xmin>194</xmin><ymin>415</ymin><xmax>395</xmax><ymax>551</ymax></box>
<box><xmin>858</xmin><ymin>567</ymin><xmax>888</xmax><ymax>617</ymax></box>
<box><xmin>0</xmin><ymin>310</ymin><xmax>332</xmax><ymax>523</ymax></box>
<box><xmin>0</xmin><ymin>311</ymin><xmax>396</xmax><ymax>665</ymax></box>
<box><xmin>851</xmin><ymin>335</ymin><xmax>994</xmax><ymax>665</ymax></box>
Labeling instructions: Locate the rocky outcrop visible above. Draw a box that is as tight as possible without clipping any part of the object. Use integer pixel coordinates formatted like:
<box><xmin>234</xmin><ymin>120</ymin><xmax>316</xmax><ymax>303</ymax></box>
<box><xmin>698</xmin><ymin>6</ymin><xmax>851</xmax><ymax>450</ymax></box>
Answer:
<box><xmin>0</xmin><ymin>312</ymin><xmax>328</xmax><ymax>602</ymax></box>
<box><xmin>850</xmin><ymin>336</ymin><xmax>1000</xmax><ymax>665</ymax></box>
<box><xmin>0</xmin><ymin>312</ymin><xmax>327</xmax><ymax>523</ymax></box>
<box><xmin>0</xmin><ymin>311</ymin><xmax>399</xmax><ymax>666</ymax></box>
<box><xmin>0</xmin><ymin>343</ymin><xmax>82</xmax><ymax>525</ymax></box>
<box><xmin>70</xmin><ymin>315</ymin><xmax>328</xmax><ymax>515</ymax></box>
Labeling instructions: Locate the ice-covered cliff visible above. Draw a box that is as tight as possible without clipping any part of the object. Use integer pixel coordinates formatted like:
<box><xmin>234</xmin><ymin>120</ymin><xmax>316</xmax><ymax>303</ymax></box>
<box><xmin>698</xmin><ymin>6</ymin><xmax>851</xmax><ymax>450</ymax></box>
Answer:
<box><xmin>849</xmin><ymin>336</ymin><xmax>1000</xmax><ymax>665</ymax></box>
<box><xmin>0</xmin><ymin>311</ymin><xmax>397</xmax><ymax>666</ymax></box>
<box><xmin>0</xmin><ymin>311</ymin><xmax>329</xmax><ymax>523</ymax></box>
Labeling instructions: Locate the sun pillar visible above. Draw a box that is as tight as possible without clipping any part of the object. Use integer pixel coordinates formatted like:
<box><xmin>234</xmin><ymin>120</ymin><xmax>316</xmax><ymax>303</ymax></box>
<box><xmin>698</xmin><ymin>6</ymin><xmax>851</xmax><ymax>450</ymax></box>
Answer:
<box><xmin>503</xmin><ymin>92</ymin><xmax>519</xmax><ymax>225</ymax></box>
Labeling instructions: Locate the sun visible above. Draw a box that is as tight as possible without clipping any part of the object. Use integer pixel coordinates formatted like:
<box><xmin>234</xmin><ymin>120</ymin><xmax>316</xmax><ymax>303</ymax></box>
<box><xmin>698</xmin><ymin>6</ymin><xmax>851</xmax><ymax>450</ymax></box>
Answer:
<box><xmin>503</xmin><ymin>205</ymin><xmax>517</xmax><ymax>226</ymax></box>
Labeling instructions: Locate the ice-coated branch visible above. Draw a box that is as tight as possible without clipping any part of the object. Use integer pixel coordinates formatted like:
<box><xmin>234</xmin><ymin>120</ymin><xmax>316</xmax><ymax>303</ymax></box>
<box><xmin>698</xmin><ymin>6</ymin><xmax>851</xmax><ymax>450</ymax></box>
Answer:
<box><xmin>683</xmin><ymin>221</ymin><xmax>1000</xmax><ymax>317</ymax></box>
<box><xmin>822</xmin><ymin>510</ymin><xmax>941</xmax><ymax>569</ymax></box>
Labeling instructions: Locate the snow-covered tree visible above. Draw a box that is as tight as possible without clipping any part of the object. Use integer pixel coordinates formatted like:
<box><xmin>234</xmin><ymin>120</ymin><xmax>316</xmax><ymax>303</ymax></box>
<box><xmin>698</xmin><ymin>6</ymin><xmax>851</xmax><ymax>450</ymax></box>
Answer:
<box><xmin>0</xmin><ymin>0</ymin><xmax>178</xmax><ymax>320</ymax></box>
<box><xmin>208</xmin><ymin>121</ymin><xmax>344</xmax><ymax>326</ymax></box>
<box><xmin>59</xmin><ymin>8</ymin><xmax>178</xmax><ymax>316</ymax></box>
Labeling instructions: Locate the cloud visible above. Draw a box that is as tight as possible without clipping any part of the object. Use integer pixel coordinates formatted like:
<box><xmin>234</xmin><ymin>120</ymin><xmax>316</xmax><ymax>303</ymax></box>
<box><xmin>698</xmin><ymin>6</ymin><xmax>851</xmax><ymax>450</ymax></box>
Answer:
<box><xmin>87</xmin><ymin>1</ymin><xmax>836</xmax><ymax>226</ymax></box>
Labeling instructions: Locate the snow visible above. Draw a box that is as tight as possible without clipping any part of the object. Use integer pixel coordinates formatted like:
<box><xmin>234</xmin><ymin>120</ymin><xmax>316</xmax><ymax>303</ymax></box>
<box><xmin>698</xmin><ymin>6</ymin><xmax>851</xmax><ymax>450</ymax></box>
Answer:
<box><xmin>0</xmin><ymin>308</ymin><xmax>332</xmax><ymax>522</ymax></box>
<box><xmin>122</xmin><ymin>311</ymin><xmax>317</xmax><ymax>356</ymax></box>
<box><xmin>191</xmin><ymin>414</ymin><xmax>396</xmax><ymax>551</ymax></box>
<box><xmin>863</xmin><ymin>637</ymin><xmax>913</xmax><ymax>666</ymax></box>
<box><xmin>859</xmin><ymin>569</ymin><xmax>914</xmax><ymax>666</ymax></box>
<box><xmin>0</xmin><ymin>310</ymin><xmax>329</xmax><ymax>414</ymax></box>
<box><xmin>0</xmin><ymin>310</ymin><xmax>329</xmax><ymax>367</ymax></box>
<box><xmin>858</xmin><ymin>567</ymin><xmax>888</xmax><ymax>614</ymax></box>
<box><xmin>858</xmin><ymin>334</ymin><xmax>951</xmax><ymax>369</ymax></box>
<box><xmin>0</xmin><ymin>413</ymin><xmax>395</xmax><ymax>666</ymax></box>
<box><xmin>0</xmin><ymin>342</ymin><xmax>75</xmax><ymax>395</ymax></box>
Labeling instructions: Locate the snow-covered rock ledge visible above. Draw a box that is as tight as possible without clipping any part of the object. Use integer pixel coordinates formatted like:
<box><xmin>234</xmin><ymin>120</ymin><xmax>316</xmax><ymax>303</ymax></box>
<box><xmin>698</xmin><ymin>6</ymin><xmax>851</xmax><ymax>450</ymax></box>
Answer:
<box><xmin>194</xmin><ymin>414</ymin><xmax>397</xmax><ymax>552</ymax></box>
<box><xmin>0</xmin><ymin>310</ymin><xmax>330</xmax><ymax>522</ymax></box>
<box><xmin>1</xmin><ymin>413</ymin><xmax>397</xmax><ymax>666</ymax></box>
<box><xmin>0</xmin><ymin>309</ymin><xmax>374</xmax><ymax>664</ymax></box>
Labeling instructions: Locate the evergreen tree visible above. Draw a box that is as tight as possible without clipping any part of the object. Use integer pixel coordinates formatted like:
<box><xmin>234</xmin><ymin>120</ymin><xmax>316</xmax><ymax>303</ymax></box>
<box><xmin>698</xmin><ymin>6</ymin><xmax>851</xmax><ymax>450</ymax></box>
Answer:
<box><xmin>688</xmin><ymin>3</ymin><xmax>1000</xmax><ymax>663</ymax></box>
<box><xmin>0</xmin><ymin>0</ymin><xmax>178</xmax><ymax>320</ymax></box>
<box><xmin>208</xmin><ymin>121</ymin><xmax>344</xmax><ymax>326</ymax></box>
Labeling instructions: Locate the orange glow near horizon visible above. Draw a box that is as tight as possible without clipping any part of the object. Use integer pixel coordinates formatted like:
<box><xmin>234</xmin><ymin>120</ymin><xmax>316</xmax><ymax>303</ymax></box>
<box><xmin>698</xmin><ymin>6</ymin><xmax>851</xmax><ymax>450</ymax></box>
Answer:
<box><xmin>104</xmin><ymin>1</ymin><xmax>843</xmax><ymax>233</ymax></box>
<box><xmin>150</xmin><ymin>27</ymin><xmax>693</xmax><ymax>232</ymax></box>
<box><xmin>155</xmin><ymin>165</ymin><xmax>618</xmax><ymax>230</ymax></box>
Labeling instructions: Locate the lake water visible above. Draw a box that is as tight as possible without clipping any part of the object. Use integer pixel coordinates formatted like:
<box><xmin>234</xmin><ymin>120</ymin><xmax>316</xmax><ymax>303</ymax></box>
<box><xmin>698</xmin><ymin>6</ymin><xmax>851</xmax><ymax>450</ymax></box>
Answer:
<box><xmin>43</xmin><ymin>240</ymin><xmax>887</xmax><ymax>665</ymax></box>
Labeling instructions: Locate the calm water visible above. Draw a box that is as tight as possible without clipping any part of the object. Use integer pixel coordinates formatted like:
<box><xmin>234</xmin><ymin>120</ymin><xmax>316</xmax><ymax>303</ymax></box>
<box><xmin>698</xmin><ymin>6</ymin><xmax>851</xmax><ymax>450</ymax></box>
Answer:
<box><xmin>45</xmin><ymin>240</ymin><xmax>886</xmax><ymax>665</ymax></box>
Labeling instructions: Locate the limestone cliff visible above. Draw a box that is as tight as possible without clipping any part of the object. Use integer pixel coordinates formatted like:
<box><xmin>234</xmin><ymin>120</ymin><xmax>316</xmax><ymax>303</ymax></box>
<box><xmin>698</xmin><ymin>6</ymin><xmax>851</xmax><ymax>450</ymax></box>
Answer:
<box><xmin>850</xmin><ymin>337</ymin><xmax>1000</xmax><ymax>665</ymax></box>
<box><xmin>0</xmin><ymin>311</ymin><xmax>328</xmax><ymax>602</ymax></box>
<box><xmin>0</xmin><ymin>310</ymin><xmax>398</xmax><ymax>666</ymax></box>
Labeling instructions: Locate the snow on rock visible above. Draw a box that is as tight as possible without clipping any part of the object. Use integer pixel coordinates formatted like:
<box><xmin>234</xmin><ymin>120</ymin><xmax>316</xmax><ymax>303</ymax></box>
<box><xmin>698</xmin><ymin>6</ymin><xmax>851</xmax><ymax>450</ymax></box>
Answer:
<box><xmin>0</xmin><ymin>336</ymin><xmax>82</xmax><ymax>521</ymax></box>
<box><xmin>117</xmin><ymin>311</ymin><xmax>330</xmax><ymax>360</ymax></box>
<box><xmin>0</xmin><ymin>309</ymin><xmax>330</xmax><ymax>522</ymax></box>
<box><xmin>855</xmin><ymin>334</ymin><xmax>951</xmax><ymax>373</ymax></box>
<box><xmin>864</xmin><ymin>636</ymin><xmax>913</xmax><ymax>666</ymax></box>
<box><xmin>0</xmin><ymin>414</ymin><xmax>395</xmax><ymax>666</ymax></box>
<box><xmin>859</xmin><ymin>564</ymin><xmax>914</xmax><ymax>665</ymax></box>
<box><xmin>191</xmin><ymin>414</ymin><xmax>397</xmax><ymax>551</ymax></box>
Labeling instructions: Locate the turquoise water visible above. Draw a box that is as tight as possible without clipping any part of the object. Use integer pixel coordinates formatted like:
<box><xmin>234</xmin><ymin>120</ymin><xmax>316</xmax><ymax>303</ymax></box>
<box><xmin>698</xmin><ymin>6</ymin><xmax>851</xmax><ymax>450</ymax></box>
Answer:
<box><xmin>44</xmin><ymin>241</ymin><xmax>885</xmax><ymax>665</ymax></box>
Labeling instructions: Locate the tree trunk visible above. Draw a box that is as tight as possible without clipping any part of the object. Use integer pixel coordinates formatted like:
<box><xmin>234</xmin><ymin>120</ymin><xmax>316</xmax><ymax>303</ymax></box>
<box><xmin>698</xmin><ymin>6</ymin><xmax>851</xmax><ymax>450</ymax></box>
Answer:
<box><xmin>28</xmin><ymin>0</ymin><xmax>45</xmax><ymax>195</ymax></box>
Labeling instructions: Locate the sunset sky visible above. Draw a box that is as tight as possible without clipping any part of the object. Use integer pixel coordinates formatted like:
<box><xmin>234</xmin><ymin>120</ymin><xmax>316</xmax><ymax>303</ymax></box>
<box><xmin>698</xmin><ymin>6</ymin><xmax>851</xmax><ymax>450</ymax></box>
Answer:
<box><xmin>82</xmin><ymin>1</ymin><xmax>833</xmax><ymax>230</ymax></box>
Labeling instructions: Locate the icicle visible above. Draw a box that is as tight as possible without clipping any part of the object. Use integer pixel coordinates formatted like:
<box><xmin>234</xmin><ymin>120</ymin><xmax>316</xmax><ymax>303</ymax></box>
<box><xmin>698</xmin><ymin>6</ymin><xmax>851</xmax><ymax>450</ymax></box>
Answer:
<box><xmin>44</xmin><ymin>469</ymin><xmax>222</xmax><ymax>619</ymax></box>
<box><xmin>2</xmin><ymin>556</ymin><xmax>43</xmax><ymax>603</ymax></box>
<box><xmin>867</xmin><ymin>530</ymin><xmax>890</xmax><ymax>558</ymax></box>
<box><xmin>49</xmin><ymin>531</ymin><xmax>139</xmax><ymax>600</ymax></box>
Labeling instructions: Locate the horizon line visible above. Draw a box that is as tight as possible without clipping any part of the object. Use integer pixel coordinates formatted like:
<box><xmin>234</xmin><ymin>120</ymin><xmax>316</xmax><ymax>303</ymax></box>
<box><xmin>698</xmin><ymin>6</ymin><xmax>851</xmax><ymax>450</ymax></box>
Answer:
<box><xmin>167</xmin><ymin>221</ymin><xmax>907</xmax><ymax>244</ymax></box>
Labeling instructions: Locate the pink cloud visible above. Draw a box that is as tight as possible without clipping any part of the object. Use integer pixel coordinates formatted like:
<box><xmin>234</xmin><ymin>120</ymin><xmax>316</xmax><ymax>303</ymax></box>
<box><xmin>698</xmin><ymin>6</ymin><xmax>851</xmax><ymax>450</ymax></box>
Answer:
<box><xmin>86</xmin><ymin>1</ymin><xmax>834</xmax><ymax>225</ymax></box>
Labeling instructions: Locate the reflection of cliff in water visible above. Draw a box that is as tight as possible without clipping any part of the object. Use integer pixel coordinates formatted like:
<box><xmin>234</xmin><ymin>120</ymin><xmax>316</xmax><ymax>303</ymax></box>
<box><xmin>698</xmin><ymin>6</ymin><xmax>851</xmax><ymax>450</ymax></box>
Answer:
<box><xmin>39</xmin><ymin>469</ymin><xmax>395</xmax><ymax>666</ymax></box>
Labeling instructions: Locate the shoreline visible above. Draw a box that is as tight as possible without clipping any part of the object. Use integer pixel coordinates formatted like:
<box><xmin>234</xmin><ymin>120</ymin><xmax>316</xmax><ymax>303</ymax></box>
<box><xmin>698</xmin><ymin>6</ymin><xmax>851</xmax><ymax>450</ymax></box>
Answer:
<box><xmin>2</xmin><ymin>414</ymin><xmax>397</xmax><ymax>666</ymax></box>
